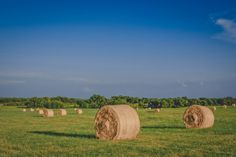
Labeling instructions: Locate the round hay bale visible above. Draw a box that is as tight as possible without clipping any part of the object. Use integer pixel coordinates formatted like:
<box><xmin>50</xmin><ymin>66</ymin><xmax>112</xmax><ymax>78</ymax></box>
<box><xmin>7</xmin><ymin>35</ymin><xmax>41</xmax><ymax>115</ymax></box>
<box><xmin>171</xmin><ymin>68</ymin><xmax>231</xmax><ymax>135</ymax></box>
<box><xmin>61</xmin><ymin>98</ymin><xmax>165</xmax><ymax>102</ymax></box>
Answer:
<box><xmin>59</xmin><ymin>109</ymin><xmax>67</xmax><ymax>116</ymax></box>
<box><xmin>22</xmin><ymin>109</ymin><xmax>26</xmax><ymax>112</ymax></box>
<box><xmin>43</xmin><ymin>109</ymin><xmax>54</xmax><ymax>117</ymax></box>
<box><xmin>209</xmin><ymin>106</ymin><xmax>216</xmax><ymax>112</ymax></box>
<box><xmin>30</xmin><ymin>108</ymin><xmax>34</xmax><ymax>112</ymax></box>
<box><xmin>156</xmin><ymin>109</ymin><xmax>161</xmax><ymax>113</ymax></box>
<box><xmin>76</xmin><ymin>108</ymin><xmax>83</xmax><ymax>114</ymax></box>
<box><xmin>74</xmin><ymin>108</ymin><xmax>77</xmax><ymax>111</ymax></box>
<box><xmin>223</xmin><ymin>105</ymin><xmax>227</xmax><ymax>109</ymax></box>
<box><xmin>95</xmin><ymin>105</ymin><xmax>140</xmax><ymax>140</ymax></box>
<box><xmin>38</xmin><ymin>109</ymin><xmax>44</xmax><ymax>115</ymax></box>
<box><xmin>232</xmin><ymin>104</ymin><xmax>235</xmax><ymax>107</ymax></box>
<box><xmin>183</xmin><ymin>105</ymin><xmax>214</xmax><ymax>129</ymax></box>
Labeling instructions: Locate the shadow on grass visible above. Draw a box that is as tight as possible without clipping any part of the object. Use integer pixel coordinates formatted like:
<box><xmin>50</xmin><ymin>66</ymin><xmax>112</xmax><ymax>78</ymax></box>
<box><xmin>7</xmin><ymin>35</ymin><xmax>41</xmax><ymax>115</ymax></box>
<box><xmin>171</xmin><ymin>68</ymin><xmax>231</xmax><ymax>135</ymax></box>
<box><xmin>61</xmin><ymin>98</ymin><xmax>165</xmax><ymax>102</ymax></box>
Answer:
<box><xmin>29</xmin><ymin>131</ymin><xmax>96</xmax><ymax>139</ymax></box>
<box><xmin>142</xmin><ymin>125</ymin><xmax>185</xmax><ymax>129</ymax></box>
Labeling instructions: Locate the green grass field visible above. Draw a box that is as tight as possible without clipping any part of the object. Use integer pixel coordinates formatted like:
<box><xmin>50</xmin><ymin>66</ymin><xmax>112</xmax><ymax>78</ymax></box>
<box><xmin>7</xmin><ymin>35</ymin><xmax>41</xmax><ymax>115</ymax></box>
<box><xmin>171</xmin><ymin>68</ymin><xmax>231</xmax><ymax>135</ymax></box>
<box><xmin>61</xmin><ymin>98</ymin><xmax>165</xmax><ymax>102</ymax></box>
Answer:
<box><xmin>0</xmin><ymin>106</ymin><xmax>235</xmax><ymax>157</ymax></box>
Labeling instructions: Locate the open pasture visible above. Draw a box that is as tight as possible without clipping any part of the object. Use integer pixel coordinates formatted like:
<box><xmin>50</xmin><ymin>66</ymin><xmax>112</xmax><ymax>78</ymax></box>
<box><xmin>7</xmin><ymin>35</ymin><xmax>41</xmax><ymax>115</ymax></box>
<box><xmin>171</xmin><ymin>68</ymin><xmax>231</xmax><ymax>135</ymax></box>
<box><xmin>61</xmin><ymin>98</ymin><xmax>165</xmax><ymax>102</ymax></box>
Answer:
<box><xmin>0</xmin><ymin>106</ymin><xmax>235</xmax><ymax>157</ymax></box>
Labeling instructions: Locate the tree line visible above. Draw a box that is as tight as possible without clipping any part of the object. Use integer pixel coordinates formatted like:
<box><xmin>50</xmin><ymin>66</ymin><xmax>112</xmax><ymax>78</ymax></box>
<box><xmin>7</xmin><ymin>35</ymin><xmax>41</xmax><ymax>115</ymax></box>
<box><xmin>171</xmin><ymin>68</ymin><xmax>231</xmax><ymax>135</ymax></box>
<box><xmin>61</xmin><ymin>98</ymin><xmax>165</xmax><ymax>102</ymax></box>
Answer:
<box><xmin>0</xmin><ymin>95</ymin><xmax>235</xmax><ymax>109</ymax></box>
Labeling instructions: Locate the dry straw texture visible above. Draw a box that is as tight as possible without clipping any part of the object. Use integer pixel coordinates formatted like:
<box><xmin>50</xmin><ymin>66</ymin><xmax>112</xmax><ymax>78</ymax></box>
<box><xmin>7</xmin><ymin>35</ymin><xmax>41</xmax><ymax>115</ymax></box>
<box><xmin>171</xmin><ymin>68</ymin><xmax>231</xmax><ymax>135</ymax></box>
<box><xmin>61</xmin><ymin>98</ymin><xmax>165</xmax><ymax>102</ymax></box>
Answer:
<box><xmin>223</xmin><ymin>105</ymin><xmax>227</xmax><ymax>109</ymax></box>
<box><xmin>59</xmin><ymin>109</ymin><xmax>67</xmax><ymax>116</ymax></box>
<box><xmin>95</xmin><ymin>105</ymin><xmax>140</xmax><ymax>140</ymax></box>
<box><xmin>22</xmin><ymin>109</ymin><xmax>26</xmax><ymax>112</ymax></box>
<box><xmin>30</xmin><ymin>108</ymin><xmax>34</xmax><ymax>112</ymax></box>
<box><xmin>183</xmin><ymin>105</ymin><xmax>214</xmax><ymax>129</ymax></box>
<box><xmin>38</xmin><ymin>109</ymin><xmax>44</xmax><ymax>115</ymax></box>
<box><xmin>43</xmin><ymin>109</ymin><xmax>54</xmax><ymax>117</ymax></box>
<box><xmin>156</xmin><ymin>109</ymin><xmax>161</xmax><ymax>112</ymax></box>
<box><xmin>76</xmin><ymin>109</ymin><xmax>83</xmax><ymax>114</ymax></box>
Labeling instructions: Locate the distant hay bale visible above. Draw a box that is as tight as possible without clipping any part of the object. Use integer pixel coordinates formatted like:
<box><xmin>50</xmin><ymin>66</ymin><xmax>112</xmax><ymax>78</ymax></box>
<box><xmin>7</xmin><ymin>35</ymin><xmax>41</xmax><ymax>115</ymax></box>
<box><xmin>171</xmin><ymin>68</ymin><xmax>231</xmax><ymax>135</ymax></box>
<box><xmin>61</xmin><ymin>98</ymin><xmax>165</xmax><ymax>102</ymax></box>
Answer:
<box><xmin>95</xmin><ymin>105</ymin><xmax>140</xmax><ymax>140</ymax></box>
<box><xmin>59</xmin><ymin>109</ymin><xmax>67</xmax><ymax>116</ymax></box>
<box><xmin>43</xmin><ymin>109</ymin><xmax>54</xmax><ymax>117</ymax></box>
<box><xmin>30</xmin><ymin>108</ymin><xmax>34</xmax><ymax>112</ymax></box>
<box><xmin>223</xmin><ymin>105</ymin><xmax>227</xmax><ymax>109</ymax></box>
<box><xmin>76</xmin><ymin>108</ymin><xmax>83</xmax><ymax>114</ymax></box>
<box><xmin>232</xmin><ymin>104</ymin><xmax>235</xmax><ymax>107</ymax></box>
<box><xmin>22</xmin><ymin>109</ymin><xmax>26</xmax><ymax>112</ymax></box>
<box><xmin>209</xmin><ymin>106</ymin><xmax>216</xmax><ymax>112</ymax></box>
<box><xmin>148</xmin><ymin>107</ymin><xmax>151</xmax><ymax>110</ymax></box>
<box><xmin>183</xmin><ymin>105</ymin><xmax>214</xmax><ymax>129</ymax></box>
<box><xmin>156</xmin><ymin>109</ymin><xmax>161</xmax><ymax>112</ymax></box>
<box><xmin>74</xmin><ymin>108</ymin><xmax>77</xmax><ymax>111</ymax></box>
<box><xmin>38</xmin><ymin>109</ymin><xmax>44</xmax><ymax>115</ymax></box>
<box><xmin>136</xmin><ymin>107</ymin><xmax>139</xmax><ymax>110</ymax></box>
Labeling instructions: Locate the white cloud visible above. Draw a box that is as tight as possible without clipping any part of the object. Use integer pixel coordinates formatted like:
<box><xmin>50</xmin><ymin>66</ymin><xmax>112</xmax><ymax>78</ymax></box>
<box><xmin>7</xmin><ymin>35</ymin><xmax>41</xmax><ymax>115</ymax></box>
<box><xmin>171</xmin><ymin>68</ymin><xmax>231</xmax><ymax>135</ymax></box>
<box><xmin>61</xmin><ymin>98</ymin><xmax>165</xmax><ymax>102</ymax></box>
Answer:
<box><xmin>214</xmin><ymin>18</ymin><xmax>236</xmax><ymax>43</ymax></box>
<box><xmin>177</xmin><ymin>81</ymin><xmax>188</xmax><ymax>88</ymax></box>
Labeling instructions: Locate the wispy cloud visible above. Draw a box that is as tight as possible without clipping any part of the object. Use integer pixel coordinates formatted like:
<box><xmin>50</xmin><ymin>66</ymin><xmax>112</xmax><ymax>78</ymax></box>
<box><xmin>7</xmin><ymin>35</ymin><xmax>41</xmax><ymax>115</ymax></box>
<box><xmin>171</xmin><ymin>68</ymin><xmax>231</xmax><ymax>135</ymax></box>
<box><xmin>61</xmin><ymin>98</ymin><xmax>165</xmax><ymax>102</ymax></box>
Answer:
<box><xmin>0</xmin><ymin>71</ymin><xmax>99</xmax><ymax>85</ymax></box>
<box><xmin>83</xmin><ymin>87</ymin><xmax>93</xmax><ymax>93</ymax></box>
<box><xmin>0</xmin><ymin>80</ymin><xmax>26</xmax><ymax>85</ymax></box>
<box><xmin>214</xmin><ymin>18</ymin><xmax>236</xmax><ymax>43</ymax></box>
<box><xmin>0</xmin><ymin>71</ymin><xmax>51</xmax><ymax>79</ymax></box>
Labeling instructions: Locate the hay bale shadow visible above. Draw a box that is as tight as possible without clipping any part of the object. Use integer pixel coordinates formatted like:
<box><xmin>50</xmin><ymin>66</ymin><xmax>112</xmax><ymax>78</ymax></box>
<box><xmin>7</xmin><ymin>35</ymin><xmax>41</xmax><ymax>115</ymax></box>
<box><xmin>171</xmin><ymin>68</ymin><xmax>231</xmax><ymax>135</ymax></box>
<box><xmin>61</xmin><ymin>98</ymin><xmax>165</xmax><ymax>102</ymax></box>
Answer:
<box><xmin>142</xmin><ymin>125</ymin><xmax>185</xmax><ymax>129</ymax></box>
<box><xmin>29</xmin><ymin>131</ymin><xmax>95</xmax><ymax>139</ymax></box>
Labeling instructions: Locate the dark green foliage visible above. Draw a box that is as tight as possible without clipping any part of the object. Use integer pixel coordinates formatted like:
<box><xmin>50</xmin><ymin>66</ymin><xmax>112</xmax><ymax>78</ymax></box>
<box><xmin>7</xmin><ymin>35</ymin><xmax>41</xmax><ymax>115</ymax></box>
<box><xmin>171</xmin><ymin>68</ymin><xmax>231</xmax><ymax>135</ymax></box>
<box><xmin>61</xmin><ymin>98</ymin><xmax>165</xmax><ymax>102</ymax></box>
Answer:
<box><xmin>0</xmin><ymin>96</ymin><xmax>235</xmax><ymax>108</ymax></box>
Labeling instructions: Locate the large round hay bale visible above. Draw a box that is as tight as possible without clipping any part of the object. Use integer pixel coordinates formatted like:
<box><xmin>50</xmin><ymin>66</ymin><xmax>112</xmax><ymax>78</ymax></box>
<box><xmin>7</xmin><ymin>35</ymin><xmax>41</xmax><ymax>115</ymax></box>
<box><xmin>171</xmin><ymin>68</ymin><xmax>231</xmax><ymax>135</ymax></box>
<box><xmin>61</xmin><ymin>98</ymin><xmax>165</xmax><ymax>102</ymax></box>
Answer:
<box><xmin>22</xmin><ymin>109</ymin><xmax>26</xmax><ymax>112</ymax></box>
<box><xmin>59</xmin><ymin>109</ymin><xmax>67</xmax><ymax>116</ymax></box>
<box><xmin>183</xmin><ymin>105</ymin><xmax>214</xmax><ymax>129</ymax></box>
<box><xmin>95</xmin><ymin>105</ymin><xmax>140</xmax><ymax>140</ymax></box>
<box><xmin>232</xmin><ymin>104</ymin><xmax>235</xmax><ymax>107</ymax></box>
<box><xmin>76</xmin><ymin>108</ymin><xmax>83</xmax><ymax>114</ymax></box>
<box><xmin>30</xmin><ymin>108</ymin><xmax>34</xmax><ymax>112</ymax></box>
<box><xmin>223</xmin><ymin>105</ymin><xmax>227</xmax><ymax>109</ymax></box>
<box><xmin>156</xmin><ymin>109</ymin><xmax>161</xmax><ymax>113</ymax></box>
<box><xmin>38</xmin><ymin>109</ymin><xmax>44</xmax><ymax>115</ymax></box>
<box><xmin>43</xmin><ymin>109</ymin><xmax>54</xmax><ymax>117</ymax></box>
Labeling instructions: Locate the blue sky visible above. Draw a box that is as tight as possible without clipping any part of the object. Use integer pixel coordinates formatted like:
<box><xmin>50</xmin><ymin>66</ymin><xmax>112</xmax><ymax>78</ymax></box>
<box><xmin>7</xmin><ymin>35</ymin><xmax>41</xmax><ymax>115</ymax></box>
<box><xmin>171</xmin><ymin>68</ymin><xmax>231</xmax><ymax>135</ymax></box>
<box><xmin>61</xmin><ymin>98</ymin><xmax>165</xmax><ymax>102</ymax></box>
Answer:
<box><xmin>0</xmin><ymin>0</ymin><xmax>236</xmax><ymax>98</ymax></box>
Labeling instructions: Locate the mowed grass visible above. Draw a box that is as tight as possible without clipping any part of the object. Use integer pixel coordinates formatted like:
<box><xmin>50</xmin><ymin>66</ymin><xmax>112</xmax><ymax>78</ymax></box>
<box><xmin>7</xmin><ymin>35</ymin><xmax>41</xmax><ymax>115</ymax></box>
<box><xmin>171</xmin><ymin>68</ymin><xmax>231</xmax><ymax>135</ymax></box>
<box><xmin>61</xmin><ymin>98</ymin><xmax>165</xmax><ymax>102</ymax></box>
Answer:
<box><xmin>0</xmin><ymin>106</ymin><xmax>235</xmax><ymax>157</ymax></box>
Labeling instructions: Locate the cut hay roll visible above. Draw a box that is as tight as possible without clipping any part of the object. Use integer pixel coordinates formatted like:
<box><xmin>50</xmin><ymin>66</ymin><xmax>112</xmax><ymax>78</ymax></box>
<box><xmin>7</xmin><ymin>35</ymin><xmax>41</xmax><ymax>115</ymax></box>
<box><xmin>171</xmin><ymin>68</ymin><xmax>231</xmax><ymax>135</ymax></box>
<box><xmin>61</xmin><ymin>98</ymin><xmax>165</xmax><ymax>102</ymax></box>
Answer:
<box><xmin>95</xmin><ymin>105</ymin><xmax>140</xmax><ymax>140</ymax></box>
<box><xmin>38</xmin><ymin>109</ymin><xmax>44</xmax><ymax>115</ymax></box>
<box><xmin>43</xmin><ymin>109</ymin><xmax>54</xmax><ymax>117</ymax></box>
<box><xmin>76</xmin><ymin>108</ymin><xmax>83</xmax><ymax>114</ymax></box>
<box><xmin>22</xmin><ymin>109</ymin><xmax>26</xmax><ymax>112</ymax></box>
<box><xmin>183</xmin><ymin>105</ymin><xmax>214</xmax><ymax>129</ymax></box>
<box><xmin>232</xmin><ymin>104</ymin><xmax>235</xmax><ymax>107</ymax></box>
<box><xmin>156</xmin><ymin>109</ymin><xmax>161</xmax><ymax>112</ymax></box>
<box><xmin>30</xmin><ymin>108</ymin><xmax>34</xmax><ymax>112</ymax></box>
<box><xmin>59</xmin><ymin>109</ymin><xmax>67</xmax><ymax>116</ymax></box>
<box><xmin>223</xmin><ymin>105</ymin><xmax>227</xmax><ymax>109</ymax></box>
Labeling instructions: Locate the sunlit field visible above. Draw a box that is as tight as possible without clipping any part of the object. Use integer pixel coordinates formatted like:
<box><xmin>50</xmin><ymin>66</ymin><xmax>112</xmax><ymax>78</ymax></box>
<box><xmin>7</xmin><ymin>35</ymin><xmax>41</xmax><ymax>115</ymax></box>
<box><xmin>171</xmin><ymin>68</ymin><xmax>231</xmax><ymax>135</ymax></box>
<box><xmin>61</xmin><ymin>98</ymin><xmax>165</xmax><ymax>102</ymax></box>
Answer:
<box><xmin>0</xmin><ymin>106</ymin><xmax>235</xmax><ymax>157</ymax></box>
